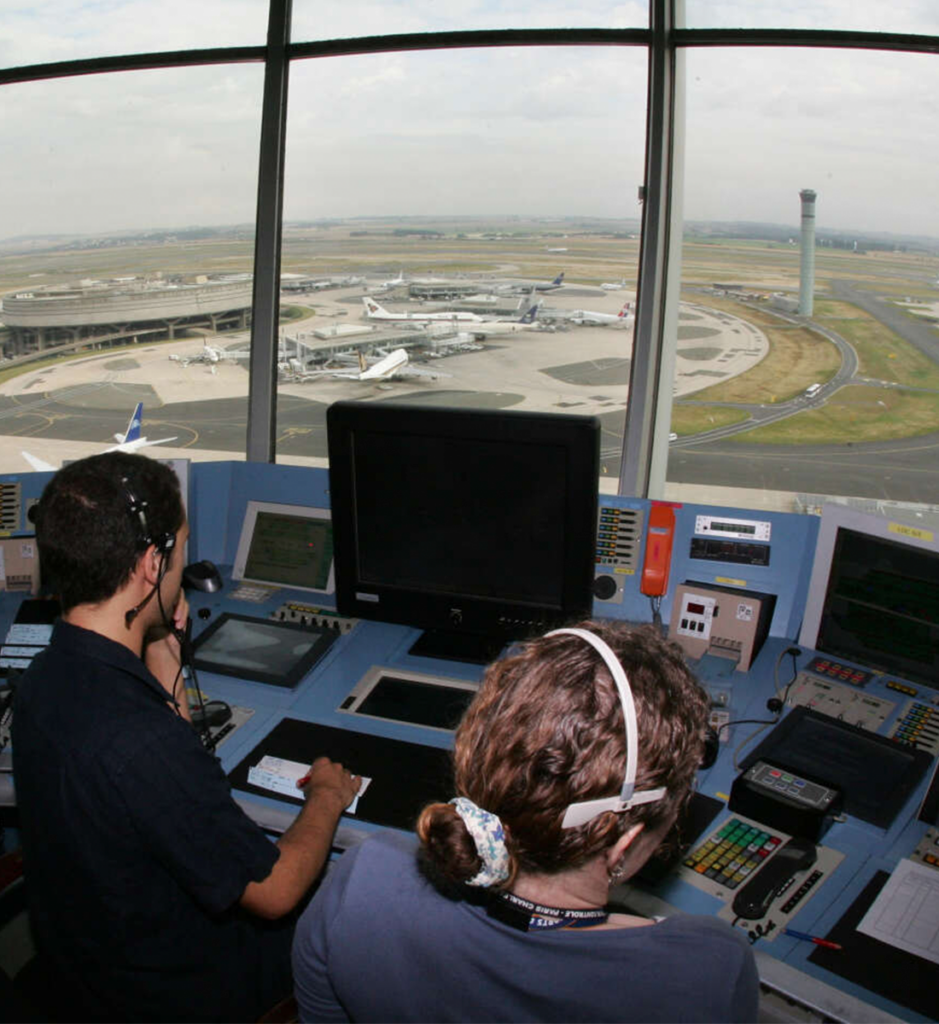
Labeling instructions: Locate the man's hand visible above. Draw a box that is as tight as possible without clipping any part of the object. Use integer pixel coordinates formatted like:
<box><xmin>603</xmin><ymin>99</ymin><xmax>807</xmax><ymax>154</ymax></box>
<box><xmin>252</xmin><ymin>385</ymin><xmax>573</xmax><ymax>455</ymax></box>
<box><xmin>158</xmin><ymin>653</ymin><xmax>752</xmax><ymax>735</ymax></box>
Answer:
<box><xmin>298</xmin><ymin>757</ymin><xmax>361</xmax><ymax>811</ymax></box>
<box><xmin>241</xmin><ymin>757</ymin><xmax>361</xmax><ymax>920</ymax></box>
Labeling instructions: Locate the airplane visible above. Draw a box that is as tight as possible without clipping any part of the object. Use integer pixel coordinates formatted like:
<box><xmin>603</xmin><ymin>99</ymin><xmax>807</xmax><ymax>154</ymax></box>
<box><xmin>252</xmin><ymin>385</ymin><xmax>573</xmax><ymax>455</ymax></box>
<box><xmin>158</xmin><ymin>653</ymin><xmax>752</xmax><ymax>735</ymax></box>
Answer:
<box><xmin>361</xmin><ymin>297</ymin><xmax>484</xmax><ymax>324</ymax></box>
<box><xmin>497</xmin><ymin>272</ymin><xmax>565</xmax><ymax>294</ymax></box>
<box><xmin>568</xmin><ymin>302</ymin><xmax>634</xmax><ymax>326</ymax></box>
<box><xmin>376</xmin><ymin>269</ymin><xmax>407</xmax><ymax>291</ymax></box>
<box><xmin>21</xmin><ymin>402</ymin><xmax>177</xmax><ymax>471</ymax></box>
<box><xmin>600</xmin><ymin>278</ymin><xmax>627</xmax><ymax>291</ymax></box>
<box><xmin>170</xmin><ymin>340</ymin><xmax>250</xmax><ymax>366</ymax></box>
<box><xmin>463</xmin><ymin>304</ymin><xmax>544</xmax><ymax>339</ymax></box>
<box><xmin>284</xmin><ymin>348</ymin><xmax>449</xmax><ymax>383</ymax></box>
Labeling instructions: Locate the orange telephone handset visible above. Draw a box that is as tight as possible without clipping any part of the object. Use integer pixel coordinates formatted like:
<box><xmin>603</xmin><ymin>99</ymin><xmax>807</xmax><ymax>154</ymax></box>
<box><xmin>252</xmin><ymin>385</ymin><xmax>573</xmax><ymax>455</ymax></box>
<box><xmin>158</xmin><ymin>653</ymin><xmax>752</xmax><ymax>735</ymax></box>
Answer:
<box><xmin>640</xmin><ymin>503</ymin><xmax>676</xmax><ymax>597</ymax></box>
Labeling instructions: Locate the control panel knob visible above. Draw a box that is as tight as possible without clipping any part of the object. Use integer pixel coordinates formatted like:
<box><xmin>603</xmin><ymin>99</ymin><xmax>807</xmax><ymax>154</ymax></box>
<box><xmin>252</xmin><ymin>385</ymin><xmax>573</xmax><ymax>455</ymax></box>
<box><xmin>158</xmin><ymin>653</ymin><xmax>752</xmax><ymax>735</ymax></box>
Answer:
<box><xmin>593</xmin><ymin>574</ymin><xmax>618</xmax><ymax>600</ymax></box>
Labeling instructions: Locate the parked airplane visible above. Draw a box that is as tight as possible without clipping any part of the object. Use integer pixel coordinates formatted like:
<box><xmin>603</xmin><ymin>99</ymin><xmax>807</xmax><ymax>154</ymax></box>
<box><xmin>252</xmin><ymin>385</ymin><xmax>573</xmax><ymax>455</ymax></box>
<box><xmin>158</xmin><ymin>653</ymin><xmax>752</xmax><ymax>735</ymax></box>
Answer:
<box><xmin>568</xmin><ymin>302</ymin><xmax>634</xmax><ymax>326</ymax></box>
<box><xmin>170</xmin><ymin>340</ymin><xmax>250</xmax><ymax>366</ymax></box>
<box><xmin>285</xmin><ymin>348</ymin><xmax>448</xmax><ymax>383</ymax></box>
<box><xmin>601</xmin><ymin>278</ymin><xmax>627</xmax><ymax>290</ymax></box>
<box><xmin>362</xmin><ymin>297</ymin><xmax>484</xmax><ymax>324</ymax></box>
<box><xmin>377</xmin><ymin>269</ymin><xmax>407</xmax><ymax>291</ymax></box>
<box><xmin>464</xmin><ymin>304</ymin><xmax>543</xmax><ymax>338</ymax></box>
<box><xmin>498</xmin><ymin>272</ymin><xmax>565</xmax><ymax>294</ymax></box>
<box><xmin>21</xmin><ymin>402</ymin><xmax>177</xmax><ymax>471</ymax></box>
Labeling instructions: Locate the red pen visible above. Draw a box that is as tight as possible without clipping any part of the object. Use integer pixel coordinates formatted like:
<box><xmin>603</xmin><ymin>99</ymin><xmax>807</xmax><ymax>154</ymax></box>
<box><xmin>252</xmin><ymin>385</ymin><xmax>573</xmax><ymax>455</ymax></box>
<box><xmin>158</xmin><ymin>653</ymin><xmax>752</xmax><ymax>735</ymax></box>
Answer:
<box><xmin>784</xmin><ymin>928</ymin><xmax>842</xmax><ymax>950</ymax></box>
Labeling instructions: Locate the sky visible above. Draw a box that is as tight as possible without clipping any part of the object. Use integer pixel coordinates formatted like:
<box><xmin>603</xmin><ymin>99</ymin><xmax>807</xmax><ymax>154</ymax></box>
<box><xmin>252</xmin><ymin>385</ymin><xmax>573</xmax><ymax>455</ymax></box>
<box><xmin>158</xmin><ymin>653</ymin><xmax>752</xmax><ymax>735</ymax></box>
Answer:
<box><xmin>1</xmin><ymin>1</ymin><xmax>938</xmax><ymax>241</ymax></box>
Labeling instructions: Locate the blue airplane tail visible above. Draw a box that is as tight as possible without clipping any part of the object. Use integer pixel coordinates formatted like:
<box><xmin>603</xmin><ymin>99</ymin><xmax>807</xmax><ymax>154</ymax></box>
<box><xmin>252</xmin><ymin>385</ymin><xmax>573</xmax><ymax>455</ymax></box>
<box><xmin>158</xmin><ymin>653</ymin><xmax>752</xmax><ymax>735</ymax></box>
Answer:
<box><xmin>519</xmin><ymin>305</ymin><xmax>539</xmax><ymax>324</ymax></box>
<box><xmin>123</xmin><ymin>402</ymin><xmax>144</xmax><ymax>443</ymax></box>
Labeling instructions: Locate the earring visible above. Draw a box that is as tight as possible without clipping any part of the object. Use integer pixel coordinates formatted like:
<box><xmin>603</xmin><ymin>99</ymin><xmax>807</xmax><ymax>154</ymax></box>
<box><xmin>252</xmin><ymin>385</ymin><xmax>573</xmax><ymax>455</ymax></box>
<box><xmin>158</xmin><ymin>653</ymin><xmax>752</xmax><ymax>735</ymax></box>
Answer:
<box><xmin>608</xmin><ymin>860</ymin><xmax>628</xmax><ymax>886</ymax></box>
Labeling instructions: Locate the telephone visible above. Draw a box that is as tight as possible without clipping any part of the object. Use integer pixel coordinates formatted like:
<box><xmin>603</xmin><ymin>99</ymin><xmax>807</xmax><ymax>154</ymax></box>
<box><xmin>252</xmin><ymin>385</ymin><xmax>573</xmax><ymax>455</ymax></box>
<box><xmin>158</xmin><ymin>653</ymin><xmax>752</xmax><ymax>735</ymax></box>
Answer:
<box><xmin>641</xmin><ymin>503</ymin><xmax>676</xmax><ymax>597</ymax></box>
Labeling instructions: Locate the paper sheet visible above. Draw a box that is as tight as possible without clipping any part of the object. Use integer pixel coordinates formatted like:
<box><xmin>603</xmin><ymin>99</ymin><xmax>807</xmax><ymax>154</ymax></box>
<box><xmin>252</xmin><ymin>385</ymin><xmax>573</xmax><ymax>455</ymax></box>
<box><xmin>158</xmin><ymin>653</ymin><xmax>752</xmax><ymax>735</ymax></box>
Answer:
<box><xmin>857</xmin><ymin>857</ymin><xmax>939</xmax><ymax>966</ymax></box>
<box><xmin>247</xmin><ymin>755</ymin><xmax>371</xmax><ymax>814</ymax></box>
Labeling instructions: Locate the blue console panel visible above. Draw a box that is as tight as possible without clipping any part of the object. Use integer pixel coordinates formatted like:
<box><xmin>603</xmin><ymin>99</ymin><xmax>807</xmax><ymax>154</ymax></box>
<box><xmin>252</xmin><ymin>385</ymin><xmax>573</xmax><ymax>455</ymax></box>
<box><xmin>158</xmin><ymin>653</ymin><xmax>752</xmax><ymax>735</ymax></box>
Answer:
<box><xmin>1</xmin><ymin>461</ymin><xmax>935</xmax><ymax>1024</ymax></box>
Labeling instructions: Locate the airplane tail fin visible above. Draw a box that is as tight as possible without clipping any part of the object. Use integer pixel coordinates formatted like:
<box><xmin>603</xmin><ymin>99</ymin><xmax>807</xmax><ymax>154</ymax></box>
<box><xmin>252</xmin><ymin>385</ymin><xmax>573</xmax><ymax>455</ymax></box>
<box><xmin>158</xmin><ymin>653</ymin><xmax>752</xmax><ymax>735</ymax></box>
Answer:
<box><xmin>116</xmin><ymin>402</ymin><xmax>144</xmax><ymax>443</ymax></box>
<box><xmin>22</xmin><ymin>451</ymin><xmax>56</xmax><ymax>472</ymax></box>
<box><xmin>553</xmin><ymin>272</ymin><xmax>565</xmax><ymax>286</ymax></box>
<box><xmin>618</xmin><ymin>302</ymin><xmax>632</xmax><ymax>318</ymax></box>
<box><xmin>519</xmin><ymin>304</ymin><xmax>539</xmax><ymax>324</ymax></box>
<box><xmin>362</xmin><ymin>297</ymin><xmax>387</xmax><ymax>318</ymax></box>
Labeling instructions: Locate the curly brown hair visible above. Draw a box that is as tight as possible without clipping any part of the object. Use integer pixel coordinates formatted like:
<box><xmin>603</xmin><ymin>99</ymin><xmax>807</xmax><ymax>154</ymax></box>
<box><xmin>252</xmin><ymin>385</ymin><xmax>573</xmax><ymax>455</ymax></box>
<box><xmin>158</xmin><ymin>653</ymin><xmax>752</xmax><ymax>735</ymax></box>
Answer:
<box><xmin>417</xmin><ymin>621</ymin><xmax>708</xmax><ymax>889</ymax></box>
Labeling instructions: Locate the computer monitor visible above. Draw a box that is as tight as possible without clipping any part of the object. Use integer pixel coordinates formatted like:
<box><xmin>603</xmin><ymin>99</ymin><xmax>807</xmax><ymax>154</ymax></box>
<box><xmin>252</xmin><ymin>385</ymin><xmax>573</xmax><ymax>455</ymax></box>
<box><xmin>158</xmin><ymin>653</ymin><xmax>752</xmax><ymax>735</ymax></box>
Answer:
<box><xmin>231</xmin><ymin>501</ymin><xmax>335</xmax><ymax>595</ymax></box>
<box><xmin>327</xmin><ymin>401</ymin><xmax>600</xmax><ymax>663</ymax></box>
<box><xmin>799</xmin><ymin>504</ymin><xmax>939</xmax><ymax>690</ymax></box>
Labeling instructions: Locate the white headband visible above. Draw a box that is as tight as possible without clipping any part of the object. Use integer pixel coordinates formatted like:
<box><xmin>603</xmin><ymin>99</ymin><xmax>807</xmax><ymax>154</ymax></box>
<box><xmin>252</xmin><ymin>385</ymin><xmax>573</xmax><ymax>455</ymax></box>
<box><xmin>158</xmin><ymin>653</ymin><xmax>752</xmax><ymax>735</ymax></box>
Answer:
<box><xmin>546</xmin><ymin>628</ymin><xmax>667</xmax><ymax>829</ymax></box>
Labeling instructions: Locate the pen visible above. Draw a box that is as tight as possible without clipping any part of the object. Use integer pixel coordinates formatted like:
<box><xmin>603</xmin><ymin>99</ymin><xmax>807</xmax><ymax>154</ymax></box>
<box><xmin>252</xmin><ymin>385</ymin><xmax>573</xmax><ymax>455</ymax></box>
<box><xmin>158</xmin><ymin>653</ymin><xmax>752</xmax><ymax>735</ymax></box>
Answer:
<box><xmin>784</xmin><ymin>928</ymin><xmax>842</xmax><ymax>950</ymax></box>
<box><xmin>296</xmin><ymin>773</ymin><xmax>310</xmax><ymax>789</ymax></box>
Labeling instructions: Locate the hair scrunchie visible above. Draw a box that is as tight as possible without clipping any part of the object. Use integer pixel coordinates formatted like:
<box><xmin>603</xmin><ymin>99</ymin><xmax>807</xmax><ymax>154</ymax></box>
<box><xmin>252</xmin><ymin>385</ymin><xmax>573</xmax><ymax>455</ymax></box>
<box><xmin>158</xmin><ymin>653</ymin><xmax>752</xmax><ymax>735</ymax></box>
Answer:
<box><xmin>450</xmin><ymin>796</ymin><xmax>510</xmax><ymax>887</ymax></box>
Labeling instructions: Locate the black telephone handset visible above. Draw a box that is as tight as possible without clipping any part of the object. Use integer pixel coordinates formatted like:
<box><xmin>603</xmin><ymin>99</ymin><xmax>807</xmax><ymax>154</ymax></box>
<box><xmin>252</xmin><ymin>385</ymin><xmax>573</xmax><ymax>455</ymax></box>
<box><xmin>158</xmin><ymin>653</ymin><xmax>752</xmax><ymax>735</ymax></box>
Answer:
<box><xmin>732</xmin><ymin>836</ymin><xmax>817</xmax><ymax>920</ymax></box>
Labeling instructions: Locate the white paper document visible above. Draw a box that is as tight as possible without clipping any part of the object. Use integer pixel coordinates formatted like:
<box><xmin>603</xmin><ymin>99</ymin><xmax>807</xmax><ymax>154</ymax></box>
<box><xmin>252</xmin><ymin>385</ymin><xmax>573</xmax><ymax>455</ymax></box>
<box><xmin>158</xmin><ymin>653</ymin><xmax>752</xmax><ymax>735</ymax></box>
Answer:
<box><xmin>857</xmin><ymin>858</ymin><xmax>939</xmax><ymax>966</ymax></box>
<box><xmin>247</xmin><ymin>755</ymin><xmax>372</xmax><ymax>814</ymax></box>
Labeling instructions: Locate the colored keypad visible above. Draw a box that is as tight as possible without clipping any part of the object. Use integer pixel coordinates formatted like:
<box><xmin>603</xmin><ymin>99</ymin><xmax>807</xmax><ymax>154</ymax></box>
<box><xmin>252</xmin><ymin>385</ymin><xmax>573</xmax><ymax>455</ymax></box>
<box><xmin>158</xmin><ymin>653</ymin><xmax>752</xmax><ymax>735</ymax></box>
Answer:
<box><xmin>891</xmin><ymin>701</ymin><xmax>939</xmax><ymax>756</ymax></box>
<box><xmin>807</xmin><ymin>656</ymin><xmax>871</xmax><ymax>687</ymax></box>
<box><xmin>683</xmin><ymin>818</ymin><xmax>782</xmax><ymax>890</ymax></box>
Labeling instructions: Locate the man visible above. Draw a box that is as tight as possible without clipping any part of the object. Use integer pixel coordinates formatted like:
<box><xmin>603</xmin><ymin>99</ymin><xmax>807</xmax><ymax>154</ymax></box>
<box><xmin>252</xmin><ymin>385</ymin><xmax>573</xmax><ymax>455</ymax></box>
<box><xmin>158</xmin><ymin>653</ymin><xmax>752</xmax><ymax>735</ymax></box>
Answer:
<box><xmin>12</xmin><ymin>452</ymin><xmax>358</xmax><ymax>1022</ymax></box>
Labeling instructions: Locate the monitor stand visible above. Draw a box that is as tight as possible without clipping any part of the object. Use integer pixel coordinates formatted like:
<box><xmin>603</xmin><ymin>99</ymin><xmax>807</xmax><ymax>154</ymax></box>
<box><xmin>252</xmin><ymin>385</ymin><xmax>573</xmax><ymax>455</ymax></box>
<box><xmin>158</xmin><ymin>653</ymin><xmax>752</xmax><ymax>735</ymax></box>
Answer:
<box><xmin>408</xmin><ymin>629</ymin><xmax>509</xmax><ymax>666</ymax></box>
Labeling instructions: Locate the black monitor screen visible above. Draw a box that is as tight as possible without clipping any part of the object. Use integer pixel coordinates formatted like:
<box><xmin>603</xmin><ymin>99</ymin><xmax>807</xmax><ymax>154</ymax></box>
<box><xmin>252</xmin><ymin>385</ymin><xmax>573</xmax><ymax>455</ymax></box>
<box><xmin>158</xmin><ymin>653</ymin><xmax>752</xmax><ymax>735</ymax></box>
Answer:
<box><xmin>354</xmin><ymin>432</ymin><xmax>566</xmax><ymax>605</ymax></box>
<box><xmin>327</xmin><ymin>401</ymin><xmax>599</xmax><ymax>661</ymax></box>
<box><xmin>816</xmin><ymin>527</ymin><xmax>939</xmax><ymax>688</ymax></box>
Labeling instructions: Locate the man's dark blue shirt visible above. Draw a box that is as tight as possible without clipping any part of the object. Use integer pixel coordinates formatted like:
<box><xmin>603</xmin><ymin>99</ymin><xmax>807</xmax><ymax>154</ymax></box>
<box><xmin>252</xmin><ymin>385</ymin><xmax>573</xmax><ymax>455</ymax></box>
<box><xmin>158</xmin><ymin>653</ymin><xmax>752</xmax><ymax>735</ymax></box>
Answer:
<box><xmin>13</xmin><ymin>620</ymin><xmax>291</xmax><ymax>1022</ymax></box>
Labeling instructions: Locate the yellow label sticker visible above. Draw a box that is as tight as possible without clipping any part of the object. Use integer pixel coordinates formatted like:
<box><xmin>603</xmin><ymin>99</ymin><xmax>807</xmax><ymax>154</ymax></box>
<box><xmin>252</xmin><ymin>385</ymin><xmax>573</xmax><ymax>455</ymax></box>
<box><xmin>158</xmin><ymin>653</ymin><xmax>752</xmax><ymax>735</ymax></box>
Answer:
<box><xmin>614</xmin><ymin>568</ymin><xmax>636</xmax><ymax>576</ymax></box>
<box><xmin>715</xmin><ymin>576</ymin><xmax>746</xmax><ymax>588</ymax></box>
<box><xmin>889</xmin><ymin>522</ymin><xmax>934</xmax><ymax>543</ymax></box>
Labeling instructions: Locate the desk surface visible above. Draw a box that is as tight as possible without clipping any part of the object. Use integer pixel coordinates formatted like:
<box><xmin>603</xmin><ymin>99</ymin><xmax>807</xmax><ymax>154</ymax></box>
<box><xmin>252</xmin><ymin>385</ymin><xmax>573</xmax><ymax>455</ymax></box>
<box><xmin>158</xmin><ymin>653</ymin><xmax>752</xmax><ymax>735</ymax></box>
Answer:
<box><xmin>2</xmin><ymin>575</ymin><xmax>936</xmax><ymax>1024</ymax></box>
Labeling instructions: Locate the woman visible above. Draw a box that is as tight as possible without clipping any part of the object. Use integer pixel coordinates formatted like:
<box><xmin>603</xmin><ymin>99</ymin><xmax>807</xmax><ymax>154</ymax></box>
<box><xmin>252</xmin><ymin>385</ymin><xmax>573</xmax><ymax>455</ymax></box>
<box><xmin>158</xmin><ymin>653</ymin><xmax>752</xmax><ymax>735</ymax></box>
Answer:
<box><xmin>293</xmin><ymin>622</ymin><xmax>758</xmax><ymax>1022</ymax></box>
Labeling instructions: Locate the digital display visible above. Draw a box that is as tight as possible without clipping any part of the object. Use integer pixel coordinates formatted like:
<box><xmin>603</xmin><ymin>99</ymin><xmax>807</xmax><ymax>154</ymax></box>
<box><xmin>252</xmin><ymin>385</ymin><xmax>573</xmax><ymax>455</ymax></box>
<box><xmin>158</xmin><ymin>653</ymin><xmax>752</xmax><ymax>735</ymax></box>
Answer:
<box><xmin>713</xmin><ymin>521</ymin><xmax>755</xmax><ymax>534</ymax></box>
<box><xmin>687</xmin><ymin>601</ymin><xmax>706</xmax><ymax>615</ymax></box>
<box><xmin>192</xmin><ymin>613</ymin><xmax>338</xmax><ymax>688</ymax></box>
<box><xmin>816</xmin><ymin>527</ymin><xmax>939</xmax><ymax>689</ymax></box>
<box><xmin>244</xmin><ymin>511</ymin><xmax>333</xmax><ymax>591</ymax></box>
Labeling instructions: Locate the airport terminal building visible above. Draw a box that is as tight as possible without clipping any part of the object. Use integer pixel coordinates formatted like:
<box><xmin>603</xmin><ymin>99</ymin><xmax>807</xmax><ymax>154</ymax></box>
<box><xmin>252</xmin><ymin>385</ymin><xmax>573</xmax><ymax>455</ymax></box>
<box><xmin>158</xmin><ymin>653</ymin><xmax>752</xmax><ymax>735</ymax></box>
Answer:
<box><xmin>0</xmin><ymin>274</ymin><xmax>253</xmax><ymax>358</ymax></box>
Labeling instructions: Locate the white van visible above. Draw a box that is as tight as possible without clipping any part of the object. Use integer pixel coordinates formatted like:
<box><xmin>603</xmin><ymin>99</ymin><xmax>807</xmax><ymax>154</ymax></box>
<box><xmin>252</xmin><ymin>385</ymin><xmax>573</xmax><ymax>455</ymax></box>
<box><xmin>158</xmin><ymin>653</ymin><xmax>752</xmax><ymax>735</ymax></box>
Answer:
<box><xmin>804</xmin><ymin>383</ymin><xmax>822</xmax><ymax>398</ymax></box>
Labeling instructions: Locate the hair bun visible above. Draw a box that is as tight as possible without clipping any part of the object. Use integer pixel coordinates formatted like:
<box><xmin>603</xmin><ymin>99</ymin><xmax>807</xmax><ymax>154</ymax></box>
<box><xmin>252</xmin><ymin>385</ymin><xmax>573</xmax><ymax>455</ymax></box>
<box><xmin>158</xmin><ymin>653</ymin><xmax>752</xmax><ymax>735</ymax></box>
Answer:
<box><xmin>416</xmin><ymin>802</ymin><xmax>482</xmax><ymax>887</ymax></box>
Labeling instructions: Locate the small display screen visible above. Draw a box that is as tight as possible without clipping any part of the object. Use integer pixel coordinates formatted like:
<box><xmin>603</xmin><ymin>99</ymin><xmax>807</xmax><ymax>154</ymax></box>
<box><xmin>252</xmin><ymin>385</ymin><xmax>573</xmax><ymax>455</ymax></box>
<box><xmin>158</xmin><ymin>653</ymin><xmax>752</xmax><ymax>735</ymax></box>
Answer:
<box><xmin>687</xmin><ymin>601</ymin><xmax>706</xmax><ymax>615</ymax></box>
<box><xmin>816</xmin><ymin>527</ymin><xmax>939</xmax><ymax>689</ymax></box>
<box><xmin>244</xmin><ymin>511</ymin><xmax>333</xmax><ymax>591</ymax></box>
<box><xmin>354</xmin><ymin>675</ymin><xmax>476</xmax><ymax>731</ymax></box>
<box><xmin>192</xmin><ymin>613</ymin><xmax>338</xmax><ymax>688</ymax></box>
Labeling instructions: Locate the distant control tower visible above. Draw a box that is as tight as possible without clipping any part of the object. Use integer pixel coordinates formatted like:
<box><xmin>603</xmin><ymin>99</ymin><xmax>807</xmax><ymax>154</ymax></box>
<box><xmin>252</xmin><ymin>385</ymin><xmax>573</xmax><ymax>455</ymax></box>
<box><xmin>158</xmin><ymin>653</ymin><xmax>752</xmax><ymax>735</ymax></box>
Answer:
<box><xmin>799</xmin><ymin>188</ymin><xmax>817</xmax><ymax>316</ymax></box>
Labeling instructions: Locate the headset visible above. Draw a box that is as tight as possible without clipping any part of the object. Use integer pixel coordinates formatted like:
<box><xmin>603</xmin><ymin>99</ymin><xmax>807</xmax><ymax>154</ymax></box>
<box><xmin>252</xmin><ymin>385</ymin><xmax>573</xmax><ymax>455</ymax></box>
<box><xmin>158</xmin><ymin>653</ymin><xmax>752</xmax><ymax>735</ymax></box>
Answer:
<box><xmin>122</xmin><ymin>476</ymin><xmax>177</xmax><ymax>628</ymax></box>
<box><xmin>121</xmin><ymin>477</ymin><xmax>219</xmax><ymax>749</ymax></box>
<box><xmin>546</xmin><ymin>628</ymin><xmax>668</xmax><ymax>830</ymax></box>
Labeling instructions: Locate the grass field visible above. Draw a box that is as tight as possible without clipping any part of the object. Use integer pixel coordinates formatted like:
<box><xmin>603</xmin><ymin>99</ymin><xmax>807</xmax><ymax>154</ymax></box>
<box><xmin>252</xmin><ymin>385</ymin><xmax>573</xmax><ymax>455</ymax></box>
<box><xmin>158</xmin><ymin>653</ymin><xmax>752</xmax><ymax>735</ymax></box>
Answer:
<box><xmin>670</xmin><ymin>404</ymin><xmax>750</xmax><ymax>434</ymax></box>
<box><xmin>817</xmin><ymin>309</ymin><xmax>939</xmax><ymax>389</ymax></box>
<box><xmin>679</xmin><ymin>323</ymin><xmax>840</xmax><ymax>404</ymax></box>
<box><xmin>730</xmin><ymin>385</ymin><xmax>939</xmax><ymax>444</ymax></box>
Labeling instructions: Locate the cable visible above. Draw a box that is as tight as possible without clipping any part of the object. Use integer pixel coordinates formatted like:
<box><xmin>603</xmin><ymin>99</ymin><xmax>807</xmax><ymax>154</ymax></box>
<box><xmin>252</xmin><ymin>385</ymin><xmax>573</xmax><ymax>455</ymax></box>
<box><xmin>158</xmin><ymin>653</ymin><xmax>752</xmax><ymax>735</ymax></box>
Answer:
<box><xmin>717</xmin><ymin>646</ymin><xmax>801</xmax><ymax>771</ymax></box>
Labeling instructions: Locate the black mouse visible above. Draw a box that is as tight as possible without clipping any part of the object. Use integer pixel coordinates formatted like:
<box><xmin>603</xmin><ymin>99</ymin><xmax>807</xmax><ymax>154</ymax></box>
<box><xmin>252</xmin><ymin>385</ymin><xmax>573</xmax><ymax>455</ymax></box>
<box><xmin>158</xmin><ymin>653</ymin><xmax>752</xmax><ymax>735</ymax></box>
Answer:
<box><xmin>182</xmin><ymin>560</ymin><xmax>223</xmax><ymax>593</ymax></box>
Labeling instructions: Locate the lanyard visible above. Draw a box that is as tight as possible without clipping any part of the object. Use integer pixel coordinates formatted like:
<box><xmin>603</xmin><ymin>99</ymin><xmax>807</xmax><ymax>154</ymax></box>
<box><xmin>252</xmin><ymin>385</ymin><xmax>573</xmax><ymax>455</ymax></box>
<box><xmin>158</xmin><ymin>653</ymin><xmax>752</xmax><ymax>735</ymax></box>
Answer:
<box><xmin>490</xmin><ymin>890</ymin><xmax>609</xmax><ymax>932</ymax></box>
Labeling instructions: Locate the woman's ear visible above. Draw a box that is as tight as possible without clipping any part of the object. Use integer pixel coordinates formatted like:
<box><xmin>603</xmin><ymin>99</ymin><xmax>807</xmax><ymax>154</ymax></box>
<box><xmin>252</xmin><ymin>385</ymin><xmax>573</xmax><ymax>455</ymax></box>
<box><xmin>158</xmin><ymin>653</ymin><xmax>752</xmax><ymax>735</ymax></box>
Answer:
<box><xmin>605</xmin><ymin>821</ymin><xmax>644</xmax><ymax>874</ymax></box>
